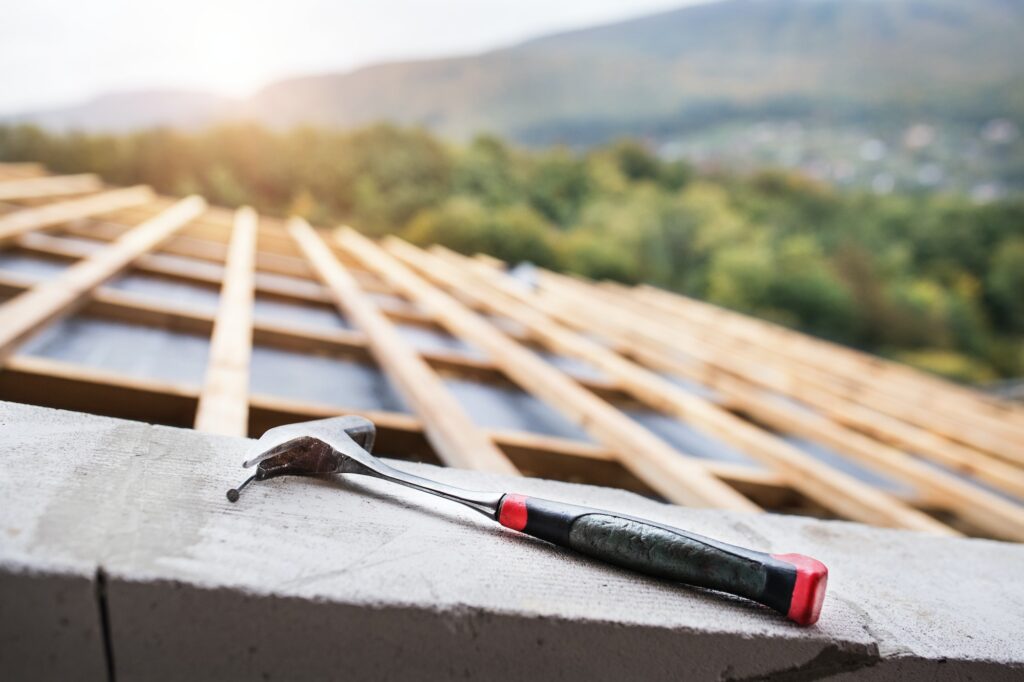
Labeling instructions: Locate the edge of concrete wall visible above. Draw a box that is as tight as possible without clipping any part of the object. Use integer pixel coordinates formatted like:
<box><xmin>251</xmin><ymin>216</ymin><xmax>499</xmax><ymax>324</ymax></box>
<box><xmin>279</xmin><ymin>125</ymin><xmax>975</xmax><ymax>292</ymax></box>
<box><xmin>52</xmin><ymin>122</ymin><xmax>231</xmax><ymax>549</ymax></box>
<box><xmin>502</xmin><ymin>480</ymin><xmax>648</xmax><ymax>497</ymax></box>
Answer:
<box><xmin>2</xmin><ymin>400</ymin><xmax>1023</xmax><ymax>680</ymax></box>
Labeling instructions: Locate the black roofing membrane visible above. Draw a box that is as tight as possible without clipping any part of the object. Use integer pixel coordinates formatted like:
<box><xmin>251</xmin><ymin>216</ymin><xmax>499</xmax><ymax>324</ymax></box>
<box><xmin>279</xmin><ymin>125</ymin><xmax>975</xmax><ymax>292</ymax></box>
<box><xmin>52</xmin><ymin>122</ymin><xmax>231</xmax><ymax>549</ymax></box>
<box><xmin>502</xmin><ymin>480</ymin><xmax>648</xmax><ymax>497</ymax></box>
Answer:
<box><xmin>625</xmin><ymin>408</ymin><xmax>762</xmax><ymax>466</ymax></box>
<box><xmin>106</xmin><ymin>272</ymin><xmax>221</xmax><ymax>311</ymax></box>
<box><xmin>783</xmin><ymin>434</ymin><xmax>915</xmax><ymax>495</ymax></box>
<box><xmin>0</xmin><ymin>252</ymin><xmax>69</xmax><ymax>279</ymax></box>
<box><xmin>20</xmin><ymin>315</ymin><xmax>211</xmax><ymax>385</ymax></box>
<box><xmin>394</xmin><ymin>323</ymin><xmax>483</xmax><ymax>358</ymax></box>
<box><xmin>253</xmin><ymin>296</ymin><xmax>351</xmax><ymax>331</ymax></box>
<box><xmin>536</xmin><ymin>350</ymin><xmax>607</xmax><ymax>382</ymax></box>
<box><xmin>249</xmin><ymin>345</ymin><xmax>409</xmax><ymax>413</ymax></box>
<box><xmin>445</xmin><ymin>377</ymin><xmax>594</xmax><ymax>442</ymax></box>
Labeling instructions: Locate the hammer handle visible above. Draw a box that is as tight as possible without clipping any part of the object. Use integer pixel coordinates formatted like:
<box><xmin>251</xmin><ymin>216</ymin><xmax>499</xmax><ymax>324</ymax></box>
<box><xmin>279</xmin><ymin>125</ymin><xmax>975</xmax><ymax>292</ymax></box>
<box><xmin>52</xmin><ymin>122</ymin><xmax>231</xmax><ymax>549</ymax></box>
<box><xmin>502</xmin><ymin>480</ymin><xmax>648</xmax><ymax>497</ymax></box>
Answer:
<box><xmin>496</xmin><ymin>494</ymin><xmax>826</xmax><ymax>625</ymax></box>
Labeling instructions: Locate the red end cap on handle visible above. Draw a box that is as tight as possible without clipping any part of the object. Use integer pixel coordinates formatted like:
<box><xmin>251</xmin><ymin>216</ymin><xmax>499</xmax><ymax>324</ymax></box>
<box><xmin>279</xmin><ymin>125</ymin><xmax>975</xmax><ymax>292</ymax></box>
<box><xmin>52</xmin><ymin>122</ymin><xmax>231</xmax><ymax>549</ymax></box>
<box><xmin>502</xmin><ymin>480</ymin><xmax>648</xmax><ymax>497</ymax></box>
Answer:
<box><xmin>498</xmin><ymin>494</ymin><xmax>529</xmax><ymax>531</ymax></box>
<box><xmin>772</xmin><ymin>553</ymin><xmax>828</xmax><ymax>626</ymax></box>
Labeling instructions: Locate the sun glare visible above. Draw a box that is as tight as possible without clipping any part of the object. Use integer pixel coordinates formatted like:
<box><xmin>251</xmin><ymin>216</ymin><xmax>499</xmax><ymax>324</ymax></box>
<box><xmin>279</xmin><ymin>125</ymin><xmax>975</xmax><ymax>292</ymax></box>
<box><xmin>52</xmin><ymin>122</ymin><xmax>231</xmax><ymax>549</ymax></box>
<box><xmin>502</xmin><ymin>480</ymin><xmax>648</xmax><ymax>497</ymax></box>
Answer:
<box><xmin>183</xmin><ymin>5</ymin><xmax>273</xmax><ymax>97</ymax></box>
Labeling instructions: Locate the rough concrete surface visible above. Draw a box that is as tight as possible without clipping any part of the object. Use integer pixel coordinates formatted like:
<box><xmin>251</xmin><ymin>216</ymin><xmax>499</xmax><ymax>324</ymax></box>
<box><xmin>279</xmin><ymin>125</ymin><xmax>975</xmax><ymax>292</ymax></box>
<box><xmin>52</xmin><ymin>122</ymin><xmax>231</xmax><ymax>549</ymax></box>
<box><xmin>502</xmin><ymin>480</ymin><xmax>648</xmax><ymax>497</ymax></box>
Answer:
<box><xmin>1</xmin><ymin>400</ymin><xmax>1022</xmax><ymax>680</ymax></box>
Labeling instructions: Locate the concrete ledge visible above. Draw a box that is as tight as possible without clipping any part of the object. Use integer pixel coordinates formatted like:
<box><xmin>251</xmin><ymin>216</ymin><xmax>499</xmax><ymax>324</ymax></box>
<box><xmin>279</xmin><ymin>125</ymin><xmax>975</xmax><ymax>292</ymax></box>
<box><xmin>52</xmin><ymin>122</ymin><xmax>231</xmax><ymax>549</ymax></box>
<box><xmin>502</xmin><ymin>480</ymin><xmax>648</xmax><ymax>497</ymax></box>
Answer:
<box><xmin>1</xmin><ymin>400</ymin><xmax>1022</xmax><ymax>680</ymax></box>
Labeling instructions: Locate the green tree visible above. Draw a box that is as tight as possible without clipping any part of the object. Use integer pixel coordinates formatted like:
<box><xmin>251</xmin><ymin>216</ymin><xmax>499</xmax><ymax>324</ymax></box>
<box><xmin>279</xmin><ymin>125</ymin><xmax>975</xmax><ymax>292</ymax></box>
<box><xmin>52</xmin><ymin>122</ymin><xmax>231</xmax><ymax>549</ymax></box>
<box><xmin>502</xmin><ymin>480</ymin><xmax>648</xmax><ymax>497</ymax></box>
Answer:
<box><xmin>988</xmin><ymin>239</ymin><xmax>1024</xmax><ymax>332</ymax></box>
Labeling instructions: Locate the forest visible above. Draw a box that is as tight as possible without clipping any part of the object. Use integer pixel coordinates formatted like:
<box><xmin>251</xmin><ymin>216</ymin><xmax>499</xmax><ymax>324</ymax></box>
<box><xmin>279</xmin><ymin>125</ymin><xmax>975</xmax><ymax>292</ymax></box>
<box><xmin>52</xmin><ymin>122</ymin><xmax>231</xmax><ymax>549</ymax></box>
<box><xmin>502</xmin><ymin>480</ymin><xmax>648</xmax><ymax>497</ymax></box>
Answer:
<box><xmin>1</xmin><ymin>122</ymin><xmax>1021</xmax><ymax>382</ymax></box>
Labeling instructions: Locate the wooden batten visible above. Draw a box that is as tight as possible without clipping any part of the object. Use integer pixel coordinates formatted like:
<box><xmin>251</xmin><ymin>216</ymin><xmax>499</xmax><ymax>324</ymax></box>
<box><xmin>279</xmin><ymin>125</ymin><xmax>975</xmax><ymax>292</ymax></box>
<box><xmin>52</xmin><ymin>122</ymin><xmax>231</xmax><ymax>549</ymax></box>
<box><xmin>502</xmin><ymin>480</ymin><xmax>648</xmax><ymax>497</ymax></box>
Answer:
<box><xmin>0</xmin><ymin>174</ymin><xmax>103</xmax><ymax>201</ymax></box>
<box><xmin>630</xmin><ymin>284</ymin><xmax>1024</xmax><ymax>461</ymax></box>
<box><xmin>0</xmin><ymin>185</ymin><xmax>155</xmax><ymax>245</ymax></box>
<box><xmin>194</xmin><ymin>207</ymin><xmax>259</xmax><ymax>436</ymax></box>
<box><xmin>338</xmin><ymin>229</ymin><xmax>760</xmax><ymax>512</ymax></box>
<box><xmin>475</xmin><ymin>264</ymin><xmax>1017</xmax><ymax>540</ymax></box>
<box><xmin>543</xmin><ymin>272</ymin><xmax>1024</xmax><ymax>490</ymax></box>
<box><xmin>0</xmin><ymin>195</ymin><xmax>206</xmax><ymax>362</ymax></box>
<box><xmin>411</xmin><ymin>245</ymin><xmax>962</xmax><ymax>536</ymax></box>
<box><xmin>289</xmin><ymin>218</ymin><xmax>518</xmax><ymax>474</ymax></box>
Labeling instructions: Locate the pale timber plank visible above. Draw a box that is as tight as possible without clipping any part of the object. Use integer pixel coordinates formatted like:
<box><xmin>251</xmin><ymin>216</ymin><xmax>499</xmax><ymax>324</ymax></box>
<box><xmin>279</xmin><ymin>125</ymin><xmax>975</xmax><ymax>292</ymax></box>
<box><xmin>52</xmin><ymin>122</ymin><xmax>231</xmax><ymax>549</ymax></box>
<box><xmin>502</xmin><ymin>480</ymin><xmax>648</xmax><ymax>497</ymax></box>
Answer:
<box><xmin>0</xmin><ymin>185</ymin><xmax>154</xmax><ymax>245</ymax></box>
<box><xmin>456</xmin><ymin>255</ymin><xmax>1014</xmax><ymax>539</ymax></box>
<box><xmin>542</xmin><ymin>271</ymin><xmax>1024</xmax><ymax>499</ymax></box>
<box><xmin>632</xmin><ymin>285</ymin><xmax>1024</xmax><ymax>456</ymax></box>
<box><xmin>337</xmin><ymin>229</ymin><xmax>759</xmax><ymax>512</ymax></box>
<box><xmin>401</xmin><ymin>243</ymin><xmax>957</xmax><ymax>536</ymax></box>
<box><xmin>0</xmin><ymin>195</ymin><xmax>206</xmax><ymax>361</ymax></box>
<box><xmin>289</xmin><ymin>218</ymin><xmax>517</xmax><ymax>474</ymax></box>
<box><xmin>0</xmin><ymin>268</ymin><xmax>625</xmax><ymax>401</ymax></box>
<box><xmin>0</xmin><ymin>174</ymin><xmax>103</xmax><ymax>201</ymax></box>
<box><xmin>194</xmin><ymin>207</ymin><xmax>258</xmax><ymax>436</ymax></box>
<box><xmin>636</xmin><ymin>283</ymin><xmax>1024</xmax><ymax>425</ymax></box>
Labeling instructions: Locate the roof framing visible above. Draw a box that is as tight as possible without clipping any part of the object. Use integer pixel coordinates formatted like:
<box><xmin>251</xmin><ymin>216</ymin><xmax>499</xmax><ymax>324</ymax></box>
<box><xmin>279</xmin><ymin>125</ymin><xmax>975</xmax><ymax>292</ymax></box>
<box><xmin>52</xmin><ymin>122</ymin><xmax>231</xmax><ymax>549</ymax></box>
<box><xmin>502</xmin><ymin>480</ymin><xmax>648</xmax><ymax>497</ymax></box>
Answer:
<box><xmin>0</xmin><ymin>162</ymin><xmax>1021</xmax><ymax>541</ymax></box>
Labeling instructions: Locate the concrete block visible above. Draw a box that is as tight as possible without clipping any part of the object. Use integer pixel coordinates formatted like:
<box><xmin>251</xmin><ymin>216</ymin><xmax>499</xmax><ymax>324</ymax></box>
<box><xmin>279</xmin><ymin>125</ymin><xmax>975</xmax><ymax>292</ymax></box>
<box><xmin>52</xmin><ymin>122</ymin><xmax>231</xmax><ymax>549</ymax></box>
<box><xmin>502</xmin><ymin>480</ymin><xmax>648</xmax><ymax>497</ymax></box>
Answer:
<box><xmin>1</xmin><ymin>400</ymin><xmax>1023</xmax><ymax>680</ymax></box>
<box><xmin>0</xmin><ymin>565</ymin><xmax>107</xmax><ymax>680</ymax></box>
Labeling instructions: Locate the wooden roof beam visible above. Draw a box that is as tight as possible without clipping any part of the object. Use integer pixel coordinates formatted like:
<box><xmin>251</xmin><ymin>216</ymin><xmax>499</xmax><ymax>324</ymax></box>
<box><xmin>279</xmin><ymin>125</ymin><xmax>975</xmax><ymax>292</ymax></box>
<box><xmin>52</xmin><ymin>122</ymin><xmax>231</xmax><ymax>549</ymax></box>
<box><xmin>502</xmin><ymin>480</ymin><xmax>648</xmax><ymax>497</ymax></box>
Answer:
<box><xmin>536</xmin><ymin>272</ymin><xmax>1024</xmax><ymax>507</ymax></box>
<box><xmin>611</xmin><ymin>282</ymin><xmax>1024</xmax><ymax>466</ymax></box>
<box><xmin>8</xmin><ymin>231</ymin><xmax>443</xmax><ymax>326</ymax></box>
<box><xmin>0</xmin><ymin>269</ymin><xmax>627</xmax><ymax>401</ymax></box>
<box><xmin>0</xmin><ymin>195</ymin><xmax>206</xmax><ymax>362</ymax></box>
<box><xmin>336</xmin><ymin>229</ymin><xmax>759</xmax><ymax>512</ymax></box>
<box><xmin>632</xmin><ymin>284</ymin><xmax>1024</xmax><ymax>444</ymax></box>
<box><xmin>0</xmin><ymin>186</ymin><xmax>155</xmax><ymax>246</ymax></box>
<box><xmin>194</xmin><ymin>207</ymin><xmax>258</xmax><ymax>436</ymax></box>
<box><xmin>408</xmin><ymin>244</ymin><xmax>959</xmax><ymax>536</ymax></box>
<box><xmin>636</xmin><ymin>282</ymin><xmax>1024</xmax><ymax>418</ymax></box>
<box><xmin>0</xmin><ymin>174</ymin><xmax>103</xmax><ymax>201</ymax></box>
<box><xmin>289</xmin><ymin>218</ymin><xmax>517</xmax><ymax>474</ymax></box>
<box><xmin>545</xmin><ymin>272</ymin><xmax>1024</xmax><ymax>486</ymax></box>
<box><xmin>501</xmin><ymin>269</ymin><xmax>1021</xmax><ymax>540</ymax></box>
<box><xmin>0</xmin><ymin>163</ymin><xmax>47</xmax><ymax>179</ymax></box>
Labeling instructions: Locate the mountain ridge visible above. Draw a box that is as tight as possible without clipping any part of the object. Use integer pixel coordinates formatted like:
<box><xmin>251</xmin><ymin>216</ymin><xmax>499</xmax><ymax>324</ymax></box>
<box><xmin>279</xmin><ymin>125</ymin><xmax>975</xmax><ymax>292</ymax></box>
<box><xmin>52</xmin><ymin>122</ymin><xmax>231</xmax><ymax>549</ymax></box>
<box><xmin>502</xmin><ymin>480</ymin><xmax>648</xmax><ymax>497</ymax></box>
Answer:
<box><xmin>7</xmin><ymin>0</ymin><xmax>1024</xmax><ymax>143</ymax></box>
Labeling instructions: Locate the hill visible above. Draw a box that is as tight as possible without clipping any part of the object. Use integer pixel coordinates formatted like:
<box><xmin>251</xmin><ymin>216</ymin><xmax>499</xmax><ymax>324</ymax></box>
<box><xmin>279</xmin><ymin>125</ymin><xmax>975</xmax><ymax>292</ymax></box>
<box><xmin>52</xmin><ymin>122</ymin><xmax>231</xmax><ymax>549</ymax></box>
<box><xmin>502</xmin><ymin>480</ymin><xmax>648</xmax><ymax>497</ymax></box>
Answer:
<box><xmin>8</xmin><ymin>0</ymin><xmax>1024</xmax><ymax>144</ymax></box>
<box><xmin>250</xmin><ymin>0</ymin><xmax>1024</xmax><ymax>143</ymax></box>
<box><xmin>6</xmin><ymin>90</ymin><xmax>231</xmax><ymax>132</ymax></box>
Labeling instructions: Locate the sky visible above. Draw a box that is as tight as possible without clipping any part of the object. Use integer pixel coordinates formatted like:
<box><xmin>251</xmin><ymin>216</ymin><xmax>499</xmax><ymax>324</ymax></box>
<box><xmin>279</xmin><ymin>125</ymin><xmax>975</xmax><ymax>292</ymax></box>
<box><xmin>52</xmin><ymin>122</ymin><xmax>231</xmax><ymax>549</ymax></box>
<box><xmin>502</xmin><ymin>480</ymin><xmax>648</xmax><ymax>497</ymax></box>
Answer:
<box><xmin>0</xmin><ymin>0</ymin><xmax>704</xmax><ymax>115</ymax></box>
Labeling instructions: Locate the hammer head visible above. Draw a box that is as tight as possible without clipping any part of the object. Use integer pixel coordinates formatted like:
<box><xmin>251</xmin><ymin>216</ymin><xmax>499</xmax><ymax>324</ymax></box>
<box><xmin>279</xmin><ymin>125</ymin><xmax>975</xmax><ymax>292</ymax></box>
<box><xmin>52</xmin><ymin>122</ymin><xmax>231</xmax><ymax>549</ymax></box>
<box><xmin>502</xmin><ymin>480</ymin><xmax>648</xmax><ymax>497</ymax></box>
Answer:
<box><xmin>242</xmin><ymin>415</ymin><xmax>377</xmax><ymax>481</ymax></box>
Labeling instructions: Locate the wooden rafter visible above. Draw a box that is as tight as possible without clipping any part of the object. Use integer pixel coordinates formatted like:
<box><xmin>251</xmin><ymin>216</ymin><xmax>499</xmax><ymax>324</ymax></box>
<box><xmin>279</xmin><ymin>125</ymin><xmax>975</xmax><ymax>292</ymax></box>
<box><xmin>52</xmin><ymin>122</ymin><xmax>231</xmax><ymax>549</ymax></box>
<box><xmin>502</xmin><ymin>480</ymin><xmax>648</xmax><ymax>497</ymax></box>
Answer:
<box><xmin>636</xmin><ymin>284</ymin><xmax>1023</xmax><ymax>423</ymax></box>
<box><xmin>61</xmin><ymin>212</ymin><xmax>318</xmax><ymax>281</ymax></box>
<box><xmin>8</xmin><ymin>225</ymin><xmax>518</xmax><ymax>335</ymax></box>
<box><xmin>0</xmin><ymin>185</ymin><xmax>154</xmax><ymax>245</ymax></box>
<box><xmin>0</xmin><ymin>353</ymin><xmax>794</xmax><ymax>506</ymax></box>
<box><xmin>440</xmin><ymin>251</ymin><xmax>1023</xmax><ymax>539</ymax></box>
<box><xmin>392</xmin><ymin>242</ymin><xmax>959</xmax><ymax>536</ymax></box>
<box><xmin>537</xmin><ymin>271</ymin><xmax>1024</xmax><ymax>493</ymax></box>
<box><xmin>0</xmin><ymin>268</ymin><xmax>626</xmax><ymax>402</ymax></box>
<box><xmin>289</xmin><ymin>218</ymin><xmax>518</xmax><ymax>474</ymax></box>
<box><xmin>0</xmin><ymin>163</ymin><xmax>47</xmax><ymax>179</ymax></box>
<box><xmin>630</xmin><ymin>284</ymin><xmax>1024</xmax><ymax>461</ymax></box>
<box><xmin>0</xmin><ymin>195</ymin><xmax>206</xmax><ymax>362</ymax></box>
<box><xmin>194</xmin><ymin>207</ymin><xmax>258</xmax><ymax>436</ymax></box>
<box><xmin>0</xmin><ymin>174</ymin><xmax>103</xmax><ymax>201</ymax></box>
<box><xmin>336</xmin><ymin>229</ymin><xmax>760</xmax><ymax>512</ymax></box>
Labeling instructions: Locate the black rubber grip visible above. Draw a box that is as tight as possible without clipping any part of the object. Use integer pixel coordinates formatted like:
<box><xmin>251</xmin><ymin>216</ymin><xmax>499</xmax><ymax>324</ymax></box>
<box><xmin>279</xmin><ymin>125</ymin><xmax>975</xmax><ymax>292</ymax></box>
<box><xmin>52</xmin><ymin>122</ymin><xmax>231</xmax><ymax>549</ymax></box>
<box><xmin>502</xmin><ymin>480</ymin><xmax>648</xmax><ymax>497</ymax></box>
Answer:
<box><xmin>497</xmin><ymin>494</ymin><xmax>827</xmax><ymax>625</ymax></box>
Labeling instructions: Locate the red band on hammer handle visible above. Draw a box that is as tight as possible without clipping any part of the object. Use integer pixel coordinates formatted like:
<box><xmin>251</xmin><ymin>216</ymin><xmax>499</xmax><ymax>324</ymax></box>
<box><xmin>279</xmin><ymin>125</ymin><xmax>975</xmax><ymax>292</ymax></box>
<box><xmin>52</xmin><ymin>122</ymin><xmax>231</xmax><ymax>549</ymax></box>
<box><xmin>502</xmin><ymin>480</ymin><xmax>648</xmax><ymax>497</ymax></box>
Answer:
<box><xmin>771</xmin><ymin>553</ymin><xmax>828</xmax><ymax>626</ymax></box>
<box><xmin>498</xmin><ymin>493</ymin><xmax>529</xmax><ymax>531</ymax></box>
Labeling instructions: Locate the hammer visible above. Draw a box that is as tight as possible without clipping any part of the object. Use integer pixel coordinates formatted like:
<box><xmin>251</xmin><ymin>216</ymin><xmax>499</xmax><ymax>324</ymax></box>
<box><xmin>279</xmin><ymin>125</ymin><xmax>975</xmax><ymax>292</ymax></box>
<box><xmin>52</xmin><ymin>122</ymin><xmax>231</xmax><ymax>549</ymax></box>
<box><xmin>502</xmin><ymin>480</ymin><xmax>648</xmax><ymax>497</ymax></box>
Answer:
<box><xmin>227</xmin><ymin>416</ymin><xmax>828</xmax><ymax>625</ymax></box>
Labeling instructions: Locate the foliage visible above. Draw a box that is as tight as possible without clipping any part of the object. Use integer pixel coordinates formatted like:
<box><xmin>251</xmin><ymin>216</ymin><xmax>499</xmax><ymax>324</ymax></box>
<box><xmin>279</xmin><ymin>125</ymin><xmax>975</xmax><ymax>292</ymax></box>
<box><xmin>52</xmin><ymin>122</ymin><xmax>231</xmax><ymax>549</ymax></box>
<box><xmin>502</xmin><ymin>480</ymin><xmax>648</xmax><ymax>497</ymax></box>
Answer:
<box><xmin>1</xmin><ymin>122</ymin><xmax>1021</xmax><ymax>381</ymax></box>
